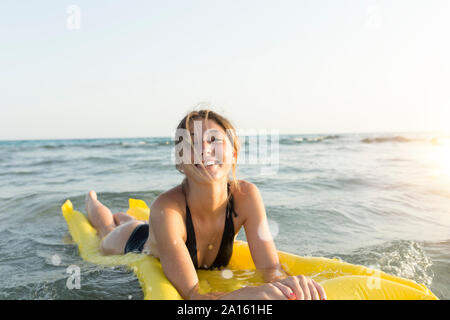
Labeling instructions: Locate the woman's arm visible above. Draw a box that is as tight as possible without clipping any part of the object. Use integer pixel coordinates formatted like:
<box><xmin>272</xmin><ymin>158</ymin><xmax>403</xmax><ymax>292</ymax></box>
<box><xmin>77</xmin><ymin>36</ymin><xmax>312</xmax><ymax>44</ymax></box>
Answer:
<box><xmin>237</xmin><ymin>181</ymin><xmax>286</xmax><ymax>281</ymax></box>
<box><xmin>150</xmin><ymin>196</ymin><xmax>200</xmax><ymax>299</ymax></box>
<box><xmin>237</xmin><ymin>181</ymin><xmax>327</xmax><ymax>300</ymax></box>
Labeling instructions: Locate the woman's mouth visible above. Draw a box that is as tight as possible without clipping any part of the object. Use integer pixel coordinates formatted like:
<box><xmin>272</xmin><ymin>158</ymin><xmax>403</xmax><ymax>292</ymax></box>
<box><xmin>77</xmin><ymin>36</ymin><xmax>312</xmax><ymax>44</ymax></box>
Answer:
<box><xmin>195</xmin><ymin>160</ymin><xmax>220</xmax><ymax>169</ymax></box>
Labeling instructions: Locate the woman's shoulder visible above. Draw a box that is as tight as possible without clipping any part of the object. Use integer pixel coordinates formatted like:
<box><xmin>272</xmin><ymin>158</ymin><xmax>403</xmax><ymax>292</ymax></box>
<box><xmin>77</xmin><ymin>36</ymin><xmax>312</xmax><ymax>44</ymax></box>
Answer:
<box><xmin>231</xmin><ymin>179</ymin><xmax>260</xmax><ymax>197</ymax></box>
<box><xmin>231</xmin><ymin>180</ymin><xmax>265</xmax><ymax>222</ymax></box>
<box><xmin>151</xmin><ymin>185</ymin><xmax>186</xmax><ymax>216</ymax></box>
<box><xmin>148</xmin><ymin>185</ymin><xmax>188</xmax><ymax>245</ymax></box>
<box><xmin>231</xmin><ymin>180</ymin><xmax>262</xmax><ymax>213</ymax></box>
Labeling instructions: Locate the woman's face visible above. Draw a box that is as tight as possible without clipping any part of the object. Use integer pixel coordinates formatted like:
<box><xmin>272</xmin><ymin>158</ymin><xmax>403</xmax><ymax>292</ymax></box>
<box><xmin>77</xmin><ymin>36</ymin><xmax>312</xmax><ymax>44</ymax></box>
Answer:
<box><xmin>182</xmin><ymin>118</ymin><xmax>235</xmax><ymax>184</ymax></box>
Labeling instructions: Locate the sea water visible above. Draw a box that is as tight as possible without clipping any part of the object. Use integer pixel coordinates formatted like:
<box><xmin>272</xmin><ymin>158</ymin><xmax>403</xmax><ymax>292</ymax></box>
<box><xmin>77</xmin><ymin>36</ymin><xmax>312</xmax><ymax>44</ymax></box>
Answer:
<box><xmin>0</xmin><ymin>132</ymin><xmax>449</xmax><ymax>299</ymax></box>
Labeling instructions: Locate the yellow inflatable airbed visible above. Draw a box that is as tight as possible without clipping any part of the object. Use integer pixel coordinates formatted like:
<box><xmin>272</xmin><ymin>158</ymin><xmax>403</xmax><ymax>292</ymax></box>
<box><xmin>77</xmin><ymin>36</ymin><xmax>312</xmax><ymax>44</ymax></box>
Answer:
<box><xmin>61</xmin><ymin>199</ymin><xmax>438</xmax><ymax>300</ymax></box>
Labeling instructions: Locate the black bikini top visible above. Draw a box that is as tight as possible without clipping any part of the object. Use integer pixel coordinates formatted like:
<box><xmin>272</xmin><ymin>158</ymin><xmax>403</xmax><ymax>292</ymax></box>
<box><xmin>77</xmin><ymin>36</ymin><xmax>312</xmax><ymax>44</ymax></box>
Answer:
<box><xmin>184</xmin><ymin>182</ymin><xmax>238</xmax><ymax>270</ymax></box>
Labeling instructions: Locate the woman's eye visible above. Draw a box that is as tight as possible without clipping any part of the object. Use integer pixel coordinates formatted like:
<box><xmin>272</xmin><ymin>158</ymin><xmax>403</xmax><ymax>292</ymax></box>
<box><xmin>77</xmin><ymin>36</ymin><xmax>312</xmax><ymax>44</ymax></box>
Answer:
<box><xmin>210</xmin><ymin>137</ymin><xmax>223</xmax><ymax>143</ymax></box>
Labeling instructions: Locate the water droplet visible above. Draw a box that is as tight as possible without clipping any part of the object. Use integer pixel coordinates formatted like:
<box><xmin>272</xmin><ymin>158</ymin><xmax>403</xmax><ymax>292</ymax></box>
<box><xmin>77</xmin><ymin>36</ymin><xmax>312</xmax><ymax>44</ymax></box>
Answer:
<box><xmin>257</xmin><ymin>219</ymin><xmax>279</xmax><ymax>241</ymax></box>
<box><xmin>221</xmin><ymin>269</ymin><xmax>234</xmax><ymax>279</ymax></box>
<box><xmin>51</xmin><ymin>254</ymin><xmax>61</xmax><ymax>266</ymax></box>
<box><xmin>274</xmin><ymin>269</ymin><xmax>283</xmax><ymax>277</ymax></box>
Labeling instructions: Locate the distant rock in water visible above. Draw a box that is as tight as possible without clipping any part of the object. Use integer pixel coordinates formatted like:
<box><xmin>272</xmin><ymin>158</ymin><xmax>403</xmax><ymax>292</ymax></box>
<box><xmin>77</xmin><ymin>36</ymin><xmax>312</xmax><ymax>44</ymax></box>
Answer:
<box><xmin>362</xmin><ymin>136</ymin><xmax>412</xmax><ymax>143</ymax></box>
<box><xmin>361</xmin><ymin>135</ymin><xmax>447</xmax><ymax>145</ymax></box>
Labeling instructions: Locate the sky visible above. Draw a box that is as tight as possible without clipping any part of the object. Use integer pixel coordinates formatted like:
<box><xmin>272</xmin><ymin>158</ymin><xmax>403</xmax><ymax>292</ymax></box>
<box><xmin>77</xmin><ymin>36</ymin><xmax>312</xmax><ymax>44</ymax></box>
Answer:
<box><xmin>1</xmin><ymin>0</ymin><xmax>449</xmax><ymax>140</ymax></box>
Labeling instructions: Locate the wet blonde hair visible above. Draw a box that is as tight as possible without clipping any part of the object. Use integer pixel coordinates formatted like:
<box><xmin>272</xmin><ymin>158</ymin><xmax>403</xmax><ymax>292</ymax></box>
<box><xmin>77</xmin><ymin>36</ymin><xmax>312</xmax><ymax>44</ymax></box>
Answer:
<box><xmin>174</xmin><ymin>109</ymin><xmax>241</xmax><ymax>199</ymax></box>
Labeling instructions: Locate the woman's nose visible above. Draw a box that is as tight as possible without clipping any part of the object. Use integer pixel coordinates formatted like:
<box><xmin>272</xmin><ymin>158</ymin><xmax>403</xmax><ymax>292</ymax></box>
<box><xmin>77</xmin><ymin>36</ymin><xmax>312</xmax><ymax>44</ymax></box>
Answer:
<box><xmin>202</xmin><ymin>140</ymin><xmax>213</xmax><ymax>156</ymax></box>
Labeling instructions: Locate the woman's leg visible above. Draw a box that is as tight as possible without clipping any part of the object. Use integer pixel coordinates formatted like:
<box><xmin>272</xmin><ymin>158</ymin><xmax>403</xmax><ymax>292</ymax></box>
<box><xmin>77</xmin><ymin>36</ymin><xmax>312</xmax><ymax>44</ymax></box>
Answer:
<box><xmin>85</xmin><ymin>190</ymin><xmax>143</xmax><ymax>255</ymax></box>
<box><xmin>113</xmin><ymin>212</ymin><xmax>135</xmax><ymax>226</ymax></box>
<box><xmin>85</xmin><ymin>190</ymin><xmax>116</xmax><ymax>238</ymax></box>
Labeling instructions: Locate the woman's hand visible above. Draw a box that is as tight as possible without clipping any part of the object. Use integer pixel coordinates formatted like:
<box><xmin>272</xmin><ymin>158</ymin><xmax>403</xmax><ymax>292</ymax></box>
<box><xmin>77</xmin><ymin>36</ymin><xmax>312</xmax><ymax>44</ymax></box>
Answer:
<box><xmin>193</xmin><ymin>276</ymin><xmax>326</xmax><ymax>300</ymax></box>
<box><xmin>270</xmin><ymin>275</ymin><xmax>327</xmax><ymax>300</ymax></box>
<box><xmin>216</xmin><ymin>282</ymin><xmax>291</xmax><ymax>300</ymax></box>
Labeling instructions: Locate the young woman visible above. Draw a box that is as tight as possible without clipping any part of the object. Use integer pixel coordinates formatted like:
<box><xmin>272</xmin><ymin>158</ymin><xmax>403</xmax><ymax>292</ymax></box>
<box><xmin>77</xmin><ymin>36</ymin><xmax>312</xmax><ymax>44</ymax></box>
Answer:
<box><xmin>85</xmin><ymin>109</ymin><xmax>327</xmax><ymax>300</ymax></box>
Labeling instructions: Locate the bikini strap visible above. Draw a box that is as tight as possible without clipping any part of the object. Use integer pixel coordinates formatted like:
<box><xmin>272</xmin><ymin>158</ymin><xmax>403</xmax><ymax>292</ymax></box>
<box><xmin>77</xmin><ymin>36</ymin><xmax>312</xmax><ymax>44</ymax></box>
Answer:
<box><xmin>227</xmin><ymin>181</ymin><xmax>238</xmax><ymax>218</ymax></box>
<box><xmin>184</xmin><ymin>204</ymin><xmax>199</xmax><ymax>269</ymax></box>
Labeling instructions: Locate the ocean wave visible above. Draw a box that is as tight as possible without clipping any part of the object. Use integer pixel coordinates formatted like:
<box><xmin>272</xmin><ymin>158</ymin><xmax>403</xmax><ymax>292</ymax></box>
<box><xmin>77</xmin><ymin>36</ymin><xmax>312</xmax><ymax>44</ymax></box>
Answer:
<box><xmin>120</xmin><ymin>141</ymin><xmax>172</xmax><ymax>148</ymax></box>
<box><xmin>280</xmin><ymin>135</ymin><xmax>340</xmax><ymax>145</ymax></box>
<box><xmin>82</xmin><ymin>156</ymin><xmax>120</xmax><ymax>163</ymax></box>
<box><xmin>0</xmin><ymin>170</ymin><xmax>36</xmax><ymax>177</ymax></box>
<box><xmin>41</xmin><ymin>144</ymin><xmax>63</xmax><ymax>150</ymax></box>
<box><xmin>42</xmin><ymin>142</ymin><xmax>127</xmax><ymax>150</ymax></box>
<box><xmin>0</xmin><ymin>158</ymin><xmax>72</xmax><ymax>168</ymax></box>
<box><xmin>0</xmin><ymin>139</ymin><xmax>173</xmax><ymax>152</ymax></box>
<box><xmin>333</xmin><ymin>240</ymin><xmax>434</xmax><ymax>287</ymax></box>
<box><xmin>32</xmin><ymin>159</ymin><xmax>71</xmax><ymax>166</ymax></box>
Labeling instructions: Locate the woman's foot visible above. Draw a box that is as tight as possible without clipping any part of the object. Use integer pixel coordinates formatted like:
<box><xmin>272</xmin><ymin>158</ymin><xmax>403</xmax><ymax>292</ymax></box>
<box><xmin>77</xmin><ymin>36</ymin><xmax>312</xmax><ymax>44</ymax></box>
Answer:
<box><xmin>85</xmin><ymin>190</ymin><xmax>98</xmax><ymax>214</ymax></box>
<box><xmin>85</xmin><ymin>190</ymin><xmax>115</xmax><ymax>238</ymax></box>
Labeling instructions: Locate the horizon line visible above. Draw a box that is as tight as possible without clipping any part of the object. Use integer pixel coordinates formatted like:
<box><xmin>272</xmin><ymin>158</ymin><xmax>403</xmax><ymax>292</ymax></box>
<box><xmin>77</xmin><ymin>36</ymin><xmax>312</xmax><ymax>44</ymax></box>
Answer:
<box><xmin>0</xmin><ymin>129</ymin><xmax>446</xmax><ymax>143</ymax></box>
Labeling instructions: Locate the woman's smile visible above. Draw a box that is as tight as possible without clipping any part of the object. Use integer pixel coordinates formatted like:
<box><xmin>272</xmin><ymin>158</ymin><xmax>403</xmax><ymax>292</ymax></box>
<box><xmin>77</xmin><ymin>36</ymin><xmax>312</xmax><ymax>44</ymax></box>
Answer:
<box><xmin>195</xmin><ymin>159</ymin><xmax>221</xmax><ymax>169</ymax></box>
